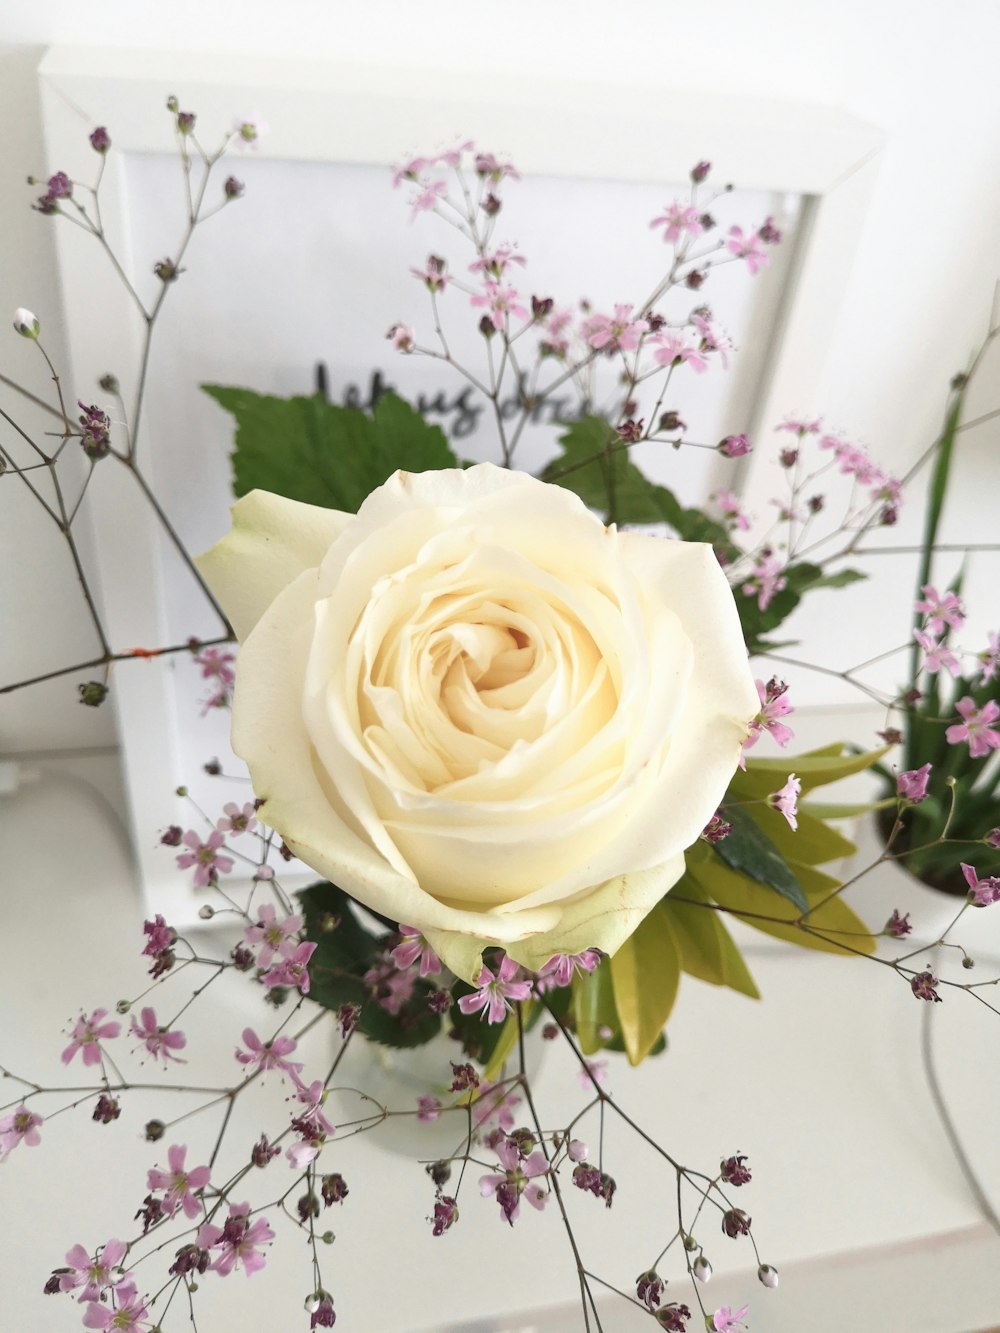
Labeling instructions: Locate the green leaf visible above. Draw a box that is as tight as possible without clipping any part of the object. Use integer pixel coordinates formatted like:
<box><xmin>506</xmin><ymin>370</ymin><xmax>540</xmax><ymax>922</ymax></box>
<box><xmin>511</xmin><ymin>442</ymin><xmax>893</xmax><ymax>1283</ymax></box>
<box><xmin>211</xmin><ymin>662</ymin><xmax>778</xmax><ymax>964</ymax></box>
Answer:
<box><xmin>729</xmin><ymin>744</ymin><xmax>891</xmax><ymax>799</ymax></box>
<box><xmin>808</xmin><ymin>567</ymin><xmax>868</xmax><ymax>590</ymax></box>
<box><xmin>572</xmin><ymin>959</ymin><xmax>619</xmax><ymax>1055</ymax></box>
<box><xmin>739</xmin><ymin>804</ymin><xmax>857</xmax><ymax>868</ymax></box>
<box><xmin>686</xmin><ymin>855</ymin><xmax>876</xmax><ymax>957</ymax></box>
<box><xmin>712</xmin><ymin>805</ymin><xmax>808</xmax><ymax>911</ymax></box>
<box><xmin>481</xmin><ymin>1007</ymin><xmax>529</xmax><ymax>1084</ymax></box>
<box><xmin>662</xmin><ymin>876</ymin><xmax>760</xmax><ymax>999</ymax></box>
<box><xmin>801</xmin><ymin>799</ymin><xmax>895</xmax><ymax>820</ymax></box>
<box><xmin>541</xmin><ymin>417</ymin><xmax>739</xmax><ymax>555</ymax></box>
<box><xmin>609</xmin><ymin>906</ymin><xmax>681</xmax><ymax>1065</ymax></box>
<box><xmin>299</xmin><ymin>881</ymin><xmax>441</xmax><ymax>1049</ymax></box>
<box><xmin>448</xmin><ymin>985</ymin><xmax>524</xmax><ymax>1066</ymax></box>
<box><xmin>203</xmin><ymin>385</ymin><xmax>458</xmax><ymax>513</ymax></box>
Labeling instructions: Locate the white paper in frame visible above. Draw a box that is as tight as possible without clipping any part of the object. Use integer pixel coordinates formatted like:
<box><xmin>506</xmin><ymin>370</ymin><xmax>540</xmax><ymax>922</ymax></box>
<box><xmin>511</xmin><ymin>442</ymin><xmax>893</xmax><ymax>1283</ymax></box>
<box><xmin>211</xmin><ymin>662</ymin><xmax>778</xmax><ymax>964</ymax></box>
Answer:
<box><xmin>36</xmin><ymin>45</ymin><xmax>884</xmax><ymax>923</ymax></box>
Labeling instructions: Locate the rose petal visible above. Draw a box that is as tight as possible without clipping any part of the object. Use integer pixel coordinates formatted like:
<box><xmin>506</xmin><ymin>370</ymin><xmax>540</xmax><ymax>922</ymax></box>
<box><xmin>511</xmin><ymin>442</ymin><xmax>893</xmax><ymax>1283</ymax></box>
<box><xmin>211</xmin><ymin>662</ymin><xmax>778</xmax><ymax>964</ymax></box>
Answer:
<box><xmin>197</xmin><ymin>490</ymin><xmax>351</xmax><ymax>640</ymax></box>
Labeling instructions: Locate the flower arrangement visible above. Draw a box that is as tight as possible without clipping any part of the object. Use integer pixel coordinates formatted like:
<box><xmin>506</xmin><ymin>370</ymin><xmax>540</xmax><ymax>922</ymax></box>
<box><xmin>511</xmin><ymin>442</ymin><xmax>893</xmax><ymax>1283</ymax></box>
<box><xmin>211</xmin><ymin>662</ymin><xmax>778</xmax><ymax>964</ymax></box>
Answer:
<box><xmin>2</xmin><ymin>97</ymin><xmax>998</xmax><ymax>1332</ymax></box>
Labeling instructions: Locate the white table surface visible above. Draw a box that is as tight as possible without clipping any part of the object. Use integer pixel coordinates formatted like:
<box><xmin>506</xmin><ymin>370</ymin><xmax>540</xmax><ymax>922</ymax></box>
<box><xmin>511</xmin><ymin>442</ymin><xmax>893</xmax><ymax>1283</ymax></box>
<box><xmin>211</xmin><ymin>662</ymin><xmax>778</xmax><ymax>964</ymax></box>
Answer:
<box><xmin>2</xmin><ymin>749</ymin><xmax>999</xmax><ymax>1333</ymax></box>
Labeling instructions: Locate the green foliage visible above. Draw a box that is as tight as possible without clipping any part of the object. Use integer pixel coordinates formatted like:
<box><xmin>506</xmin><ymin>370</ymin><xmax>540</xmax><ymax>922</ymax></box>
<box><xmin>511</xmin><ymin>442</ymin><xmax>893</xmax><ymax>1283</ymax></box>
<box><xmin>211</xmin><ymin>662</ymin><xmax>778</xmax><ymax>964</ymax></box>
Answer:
<box><xmin>203</xmin><ymin>385</ymin><xmax>458</xmax><ymax>513</ymax></box>
<box><xmin>609</xmin><ymin>905</ymin><xmax>682</xmax><ymax>1065</ymax></box>
<box><xmin>713</xmin><ymin>805</ymin><xmax>808</xmax><ymax>912</ymax></box>
<box><xmin>662</xmin><ymin>876</ymin><xmax>759</xmax><ymax>998</ymax></box>
<box><xmin>541</xmin><ymin>416</ymin><xmax>738</xmax><ymax>554</ymax></box>
<box><xmin>299</xmin><ymin>881</ymin><xmax>441</xmax><ymax>1049</ymax></box>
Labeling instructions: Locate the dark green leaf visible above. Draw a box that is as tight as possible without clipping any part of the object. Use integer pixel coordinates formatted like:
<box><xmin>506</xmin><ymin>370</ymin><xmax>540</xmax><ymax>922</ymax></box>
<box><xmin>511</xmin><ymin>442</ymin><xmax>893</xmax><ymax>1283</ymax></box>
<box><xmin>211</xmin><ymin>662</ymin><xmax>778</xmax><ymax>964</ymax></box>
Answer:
<box><xmin>712</xmin><ymin>805</ymin><xmax>808</xmax><ymax>912</ymax></box>
<box><xmin>203</xmin><ymin>385</ymin><xmax>458</xmax><ymax>513</ymax></box>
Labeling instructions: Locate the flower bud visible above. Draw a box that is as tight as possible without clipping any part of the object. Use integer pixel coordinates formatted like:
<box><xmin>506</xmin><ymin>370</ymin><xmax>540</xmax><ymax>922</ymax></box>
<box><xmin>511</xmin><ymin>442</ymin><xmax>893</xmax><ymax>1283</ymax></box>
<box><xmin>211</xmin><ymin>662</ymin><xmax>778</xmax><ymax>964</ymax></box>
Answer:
<box><xmin>198</xmin><ymin>904</ymin><xmax>215</xmax><ymax>920</ymax></box>
<box><xmin>89</xmin><ymin>127</ymin><xmax>111</xmax><ymax>154</ymax></box>
<box><xmin>13</xmin><ymin>308</ymin><xmax>40</xmax><ymax>339</ymax></box>
<box><xmin>99</xmin><ymin>373</ymin><xmax>120</xmax><ymax>394</ymax></box>
<box><xmin>758</xmin><ymin>1263</ymin><xmax>779</xmax><ymax>1288</ymax></box>
<box><xmin>567</xmin><ymin>1139</ymin><xmax>588</xmax><ymax>1162</ymax></box>
<box><xmin>144</xmin><ymin>1119</ymin><xmax>166</xmax><ymax>1142</ymax></box>
<box><xmin>78</xmin><ymin>681</ymin><xmax>109</xmax><ymax>707</ymax></box>
<box><xmin>115</xmin><ymin>999</ymin><xmax>131</xmax><ymax>1014</ymax></box>
<box><xmin>693</xmin><ymin>1255</ymin><xmax>713</xmax><ymax>1283</ymax></box>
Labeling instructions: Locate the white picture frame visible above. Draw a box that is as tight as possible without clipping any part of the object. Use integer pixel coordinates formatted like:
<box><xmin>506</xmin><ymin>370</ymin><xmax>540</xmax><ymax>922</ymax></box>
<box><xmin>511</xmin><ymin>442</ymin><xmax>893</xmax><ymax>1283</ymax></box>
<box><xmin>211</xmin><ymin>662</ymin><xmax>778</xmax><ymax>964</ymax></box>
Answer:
<box><xmin>36</xmin><ymin>45</ymin><xmax>885</xmax><ymax>922</ymax></box>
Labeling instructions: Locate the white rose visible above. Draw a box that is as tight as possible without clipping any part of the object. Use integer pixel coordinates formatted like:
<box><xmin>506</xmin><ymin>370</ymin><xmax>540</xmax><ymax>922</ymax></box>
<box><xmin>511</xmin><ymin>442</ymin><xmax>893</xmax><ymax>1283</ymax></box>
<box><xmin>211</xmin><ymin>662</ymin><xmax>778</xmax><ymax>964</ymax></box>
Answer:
<box><xmin>198</xmin><ymin>464</ymin><xmax>757</xmax><ymax>981</ymax></box>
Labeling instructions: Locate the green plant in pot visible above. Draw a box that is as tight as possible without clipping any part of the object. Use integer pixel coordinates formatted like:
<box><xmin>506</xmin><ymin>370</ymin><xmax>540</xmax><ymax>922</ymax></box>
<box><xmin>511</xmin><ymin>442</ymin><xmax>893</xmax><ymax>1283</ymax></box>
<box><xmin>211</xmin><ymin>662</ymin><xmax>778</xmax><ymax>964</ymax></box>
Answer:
<box><xmin>872</xmin><ymin>374</ymin><xmax>1000</xmax><ymax>898</ymax></box>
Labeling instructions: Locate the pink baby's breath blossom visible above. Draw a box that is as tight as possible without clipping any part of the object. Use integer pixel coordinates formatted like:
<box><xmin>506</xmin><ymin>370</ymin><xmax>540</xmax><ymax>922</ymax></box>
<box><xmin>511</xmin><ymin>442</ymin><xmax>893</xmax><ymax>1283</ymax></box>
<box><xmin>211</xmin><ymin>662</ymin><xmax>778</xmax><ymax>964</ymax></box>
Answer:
<box><xmin>946</xmin><ymin>697</ymin><xmax>1000</xmax><ymax>758</ymax></box>
<box><xmin>147</xmin><ymin>1144</ymin><xmax>211</xmax><ymax>1218</ymax></box>
<box><xmin>650</xmin><ymin>329</ymin><xmax>708</xmax><ymax>373</ymax></box>
<box><xmin>62</xmin><ymin>1009</ymin><xmax>120</xmax><ymax>1067</ymax></box>
<box><xmin>141</xmin><ymin>914</ymin><xmax>174</xmax><ymax>957</ymax></box>
<box><xmin>961</xmin><ymin>863</ymin><xmax>1000</xmax><ymax>906</ymax></box>
<box><xmin>130</xmin><ymin>1007</ymin><xmax>187</xmax><ymax>1062</ymax></box>
<box><xmin>469</xmin><ymin>244</ymin><xmax>526</xmax><ymax>277</ymax></box>
<box><xmin>387</xmin><ymin>323</ymin><xmax>415</xmax><ymax>352</ymax></box>
<box><xmin>217</xmin><ymin>801</ymin><xmax>257</xmax><ymax>836</ymax></box>
<box><xmin>719</xmin><ymin>433</ymin><xmax>752</xmax><ymax>458</ymax></box>
<box><xmin>779</xmin><ymin>417</ymin><xmax>822</xmax><ymax>437</ymax></box>
<box><xmin>577</xmin><ymin>1058</ymin><xmax>609</xmax><ymax>1091</ymax></box>
<box><xmin>691</xmin><ymin>311</ymin><xmax>733</xmax><ymax>369</ymax></box>
<box><xmin>472</xmin><ymin>1078</ymin><xmax>521</xmax><ymax>1133</ymax></box>
<box><xmin>715</xmin><ymin>489</ymin><xmax>751</xmax><ymax>531</ymax></box>
<box><xmin>651</xmin><ymin>201</ymin><xmax>703</xmax><ymax>244</ymax></box>
<box><xmin>458</xmin><ymin>955</ymin><xmax>532</xmax><ymax>1024</ymax></box>
<box><xmin>913</xmin><ymin>629</ymin><xmax>961</xmax><ymax>677</ymax></box>
<box><xmin>410</xmin><ymin>255</ymin><xmax>449</xmax><ymax>292</ymax></box>
<box><xmin>417</xmin><ymin>1095</ymin><xmax>441</xmax><ymax>1122</ymax></box>
<box><xmin>260</xmin><ymin>939</ymin><xmax>317</xmax><ymax>994</ymax></box>
<box><xmin>198</xmin><ymin>1202</ymin><xmax>275</xmax><ymax>1277</ymax></box>
<box><xmin>175</xmin><ymin>829</ymin><xmax>233</xmax><ymax>887</ymax></box>
<box><xmin>976</xmin><ymin>631</ymin><xmax>1000</xmax><ymax>684</ymax></box>
<box><xmin>391</xmin><ymin>925</ymin><xmax>442</xmax><ymax>977</ymax></box>
<box><xmin>535</xmin><ymin>950</ymin><xmax>602</xmax><ymax>990</ymax></box>
<box><xmin>82</xmin><ymin>1281</ymin><xmax>150</xmax><ymax>1330</ymax></box>
<box><xmin>479</xmin><ymin>1135</ymin><xmax>549</xmax><ymax>1225</ymax></box>
<box><xmin>235</xmin><ymin>1028</ymin><xmax>303</xmax><ymax>1083</ymax></box>
<box><xmin>770</xmin><ymin>774</ymin><xmax>801</xmax><ymax>831</ymax></box>
<box><xmin>470</xmin><ymin>280</ymin><xmax>529</xmax><ymax>330</ymax></box>
<box><xmin>244</xmin><ymin>904</ymin><xmax>304</xmax><ymax>967</ymax></box>
<box><xmin>58</xmin><ymin>1238</ymin><xmax>127</xmax><ymax>1302</ymax></box>
<box><xmin>897</xmin><ymin>763</ymin><xmax>931</xmax><ymax>803</ymax></box>
<box><xmin>713</xmin><ymin>1305</ymin><xmax>750</xmax><ymax>1333</ymax></box>
<box><xmin>742</xmin><ymin>555</ymin><xmax>787</xmax><ymax>613</ymax></box>
<box><xmin>885</xmin><ymin>909</ymin><xmax>912</xmax><ymax>938</ymax></box>
<box><xmin>911</xmin><ymin>970</ymin><xmax>942</xmax><ymax>1002</ymax></box>
<box><xmin>726</xmin><ymin>225</ymin><xmax>769</xmax><ymax>275</ymax></box>
<box><xmin>392</xmin><ymin>154</ymin><xmax>429</xmax><ymax>187</ymax></box>
<box><xmin>742</xmin><ymin>678</ymin><xmax>794</xmax><ymax>765</ymax></box>
<box><xmin>0</xmin><ymin>1105</ymin><xmax>43</xmax><ymax>1161</ymax></box>
<box><xmin>409</xmin><ymin>179</ymin><xmax>448</xmax><ymax>219</ymax></box>
<box><xmin>191</xmin><ymin>643</ymin><xmax>236</xmax><ymax>684</ymax></box>
<box><xmin>915</xmin><ymin>585</ymin><xmax>966</xmax><ymax>636</ymax></box>
<box><xmin>582</xmin><ymin>304</ymin><xmax>650</xmax><ymax>354</ymax></box>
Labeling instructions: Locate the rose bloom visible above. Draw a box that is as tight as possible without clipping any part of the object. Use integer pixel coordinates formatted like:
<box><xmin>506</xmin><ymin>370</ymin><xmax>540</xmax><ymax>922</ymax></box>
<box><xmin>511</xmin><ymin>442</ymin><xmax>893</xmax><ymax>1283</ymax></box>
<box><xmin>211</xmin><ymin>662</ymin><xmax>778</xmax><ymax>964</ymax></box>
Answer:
<box><xmin>199</xmin><ymin>465</ymin><xmax>757</xmax><ymax>979</ymax></box>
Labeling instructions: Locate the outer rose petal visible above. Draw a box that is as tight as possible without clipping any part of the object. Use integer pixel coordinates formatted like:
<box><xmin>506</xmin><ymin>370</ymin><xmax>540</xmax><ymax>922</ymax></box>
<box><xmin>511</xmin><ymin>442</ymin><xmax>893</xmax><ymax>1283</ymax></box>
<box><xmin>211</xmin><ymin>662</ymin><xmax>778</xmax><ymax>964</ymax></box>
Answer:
<box><xmin>197</xmin><ymin>490</ymin><xmax>351</xmax><ymax>640</ymax></box>
<box><xmin>201</xmin><ymin>466</ymin><xmax>757</xmax><ymax>982</ymax></box>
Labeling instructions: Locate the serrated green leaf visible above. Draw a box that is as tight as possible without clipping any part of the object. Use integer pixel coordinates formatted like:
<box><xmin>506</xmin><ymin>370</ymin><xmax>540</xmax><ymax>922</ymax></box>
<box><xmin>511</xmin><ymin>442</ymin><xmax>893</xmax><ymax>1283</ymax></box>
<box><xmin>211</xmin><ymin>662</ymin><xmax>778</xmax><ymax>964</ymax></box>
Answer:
<box><xmin>662</xmin><ymin>876</ymin><xmax>760</xmax><ymax>998</ymax></box>
<box><xmin>203</xmin><ymin>385</ymin><xmax>458</xmax><ymax>513</ymax></box>
<box><xmin>609</xmin><ymin>906</ymin><xmax>681</xmax><ymax>1065</ymax></box>
<box><xmin>712</xmin><ymin>805</ymin><xmax>807</xmax><ymax>911</ymax></box>
<box><xmin>572</xmin><ymin>960</ymin><xmax>619</xmax><ymax>1055</ymax></box>
<box><xmin>541</xmin><ymin>417</ymin><xmax>739</xmax><ymax>555</ymax></box>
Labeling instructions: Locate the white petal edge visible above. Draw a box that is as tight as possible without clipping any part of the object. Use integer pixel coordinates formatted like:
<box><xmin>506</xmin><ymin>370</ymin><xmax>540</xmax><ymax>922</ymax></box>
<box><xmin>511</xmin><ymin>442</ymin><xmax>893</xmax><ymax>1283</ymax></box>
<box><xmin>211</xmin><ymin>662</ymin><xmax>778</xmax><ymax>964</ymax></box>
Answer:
<box><xmin>197</xmin><ymin>490</ymin><xmax>351</xmax><ymax>641</ymax></box>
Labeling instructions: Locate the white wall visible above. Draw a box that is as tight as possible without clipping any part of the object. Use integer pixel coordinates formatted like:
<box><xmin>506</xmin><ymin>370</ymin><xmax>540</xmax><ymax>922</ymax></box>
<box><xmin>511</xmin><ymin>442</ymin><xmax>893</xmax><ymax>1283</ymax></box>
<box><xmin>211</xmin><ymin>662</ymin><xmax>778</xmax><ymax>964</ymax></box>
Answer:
<box><xmin>2</xmin><ymin>0</ymin><xmax>999</xmax><ymax>755</ymax></box>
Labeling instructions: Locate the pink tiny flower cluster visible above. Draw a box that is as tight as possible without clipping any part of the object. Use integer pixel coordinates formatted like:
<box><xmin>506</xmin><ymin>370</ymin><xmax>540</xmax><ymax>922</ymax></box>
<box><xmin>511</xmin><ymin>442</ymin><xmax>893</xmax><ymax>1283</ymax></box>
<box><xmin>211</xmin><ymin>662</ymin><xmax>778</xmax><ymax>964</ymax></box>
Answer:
<box><xmin>458</xmin><ymin>955</ymin><xmax>532</xmax><ymax>1024</ymax></box>
<box><xmin>0</xmin><ymin>1105</ymin><xmax>43</xmax><ymax>1162</ymax></box>
<box><xmin>742</xmin><ymin>678</ymin><xmax>795</xmax><ymax>766</ymax></box>
<box><xmin>479</xmin><ymin>1133</ymin><xmax>549</xmax><ymax>1225</ymax></box>
<box><xmin>175</xmin><ymin>829</ymin><xmax>234</xmax><ymax>888</ymax></box>
<box><xmin>189</xmin><ymin>641</ymin><xmax>236</xmax><ymax>713</ymax></box>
